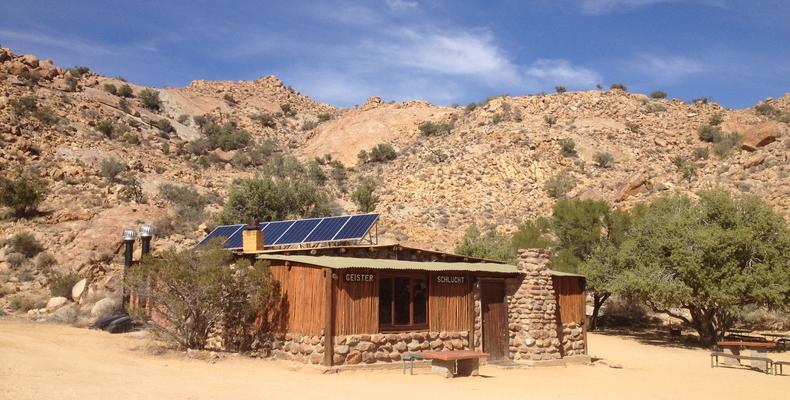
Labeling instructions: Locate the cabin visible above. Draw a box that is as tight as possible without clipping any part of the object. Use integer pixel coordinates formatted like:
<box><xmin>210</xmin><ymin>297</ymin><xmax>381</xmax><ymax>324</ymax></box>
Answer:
<box><xmin>198</xmin><ymin>214</ymin><xmax>588</xmax><ymax>367</ymax></box>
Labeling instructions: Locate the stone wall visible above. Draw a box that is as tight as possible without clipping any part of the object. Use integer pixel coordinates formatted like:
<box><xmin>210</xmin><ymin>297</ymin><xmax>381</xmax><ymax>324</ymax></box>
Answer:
<box><xmin>559</xmin><ymin>322</ymin><xmax>586</xmax><ymax>356</ymax></box>
<box><xmin>270</xmin><ymin>333</ymin><xmax>327</xmax><ymax>365</ymax></box>
<box><xmin>506</xmin><ymin>249</ymin><xmax>562</xmax><ymax>362</ymax></box>
<box><xmin>332</xmin><ymin>331</ymin><xmax>470</xmax><ymax>366</ymax></box>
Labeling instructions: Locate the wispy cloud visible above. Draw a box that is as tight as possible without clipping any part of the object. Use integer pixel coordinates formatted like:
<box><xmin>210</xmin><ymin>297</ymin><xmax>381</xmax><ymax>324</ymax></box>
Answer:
<box><xmin>624</xmin><ymin>53</ymin><xmax>705</xmax><ymax>83</ymax></box>
<box><xmin>525</xmin><ymin>59</ymin><xmax>602</xmax><ymax>88</ymax></box>
<box><xmin>0</xmin><ymin>28</ymin><xmax>120</xmax><ymax>57</ymax></box>
<box><xmin>576</xmin><ymin>0</ymin><xmax>729</xmax><ymax>15</ymax></box>
<box><xmin>386</xmin><ymin>0</ymin><xmax>420</xmax><ymax>12</ymax></box>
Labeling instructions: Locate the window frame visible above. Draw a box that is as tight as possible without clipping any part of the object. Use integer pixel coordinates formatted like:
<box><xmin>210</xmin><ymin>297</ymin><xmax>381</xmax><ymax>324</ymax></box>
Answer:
<box><xmin>378</xmin><ymin>272</ymin><xmax>429</xmax><ymax>332</ymax></box>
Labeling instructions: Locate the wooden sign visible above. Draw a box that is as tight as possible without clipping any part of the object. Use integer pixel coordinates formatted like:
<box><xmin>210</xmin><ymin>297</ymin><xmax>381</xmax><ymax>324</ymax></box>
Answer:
<box><xmin>345</xmin><ymin>272</ymin><xmax>374</xmax><ymax>282</ymax></box>
<box><xmin>435</xmin><ymin>275</ymin><xmax>465</xmax><ymax>284</ymax></box>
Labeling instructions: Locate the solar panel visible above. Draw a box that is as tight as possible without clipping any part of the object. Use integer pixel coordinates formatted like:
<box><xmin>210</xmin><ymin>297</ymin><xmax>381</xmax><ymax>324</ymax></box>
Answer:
<box><xmin>197</xmin><ymin>224</ymin><xmax>244</xmax><ymax>246</ymax></box>
<box><xmin>274</xmin><ymin>218</ymin><xmax>322</xmax><ymax>245</ymax></box>
<box><xmin>196</xmin><ymin>214</ymin><xmax>379</xmax><ymax>249</ymax></box>
<box><xmin>303</xmin><ymin>216</ymin><xmax>351</xmax><ymax>243</ymax></box>
<box><xmin>333</xmin><ymin>214</ymin><xmax>379</xmax><ymax>241</ymax></box>
<box><xmin>262</xmin><ymin>220</ymin><xmax>295</xmax><ymax>246</ymax></box>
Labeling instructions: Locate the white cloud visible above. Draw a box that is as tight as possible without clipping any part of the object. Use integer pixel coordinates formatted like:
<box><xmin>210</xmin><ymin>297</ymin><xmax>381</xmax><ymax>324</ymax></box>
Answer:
<box><xmin>525</xmin><ymin>59</ymin><xmax>602</xmax><ymax>88</ymax></box>
<box><xmin>577</xmin><ymin>0</ymin><xmax>729</xmax><ymax>15</ymax></box>
<box><xmin>365</xmin><ymin>28</ymin><xmax>523</xmax><ymax>86</ymax></box>
<box><xmin>626</xmin><ymin>54</ymin><xmax>704</xmax><ymax>83</ymax></box>
<box><xmin>386</xmin><ymin>0</ymin><xmax>419</xmax><ymax>12</ymax></box>
<box><xmin>0</xmin><ymin>29</ymin><xmax>119</xmax><ymax>57</ymax></box>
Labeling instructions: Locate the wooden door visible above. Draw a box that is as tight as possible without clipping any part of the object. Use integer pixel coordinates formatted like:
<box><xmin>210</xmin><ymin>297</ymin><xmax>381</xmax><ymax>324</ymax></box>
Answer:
<box><xmin>481</xmin><ymin>281</ymin><xmax>507</xmax><ymax>360</ymax></box>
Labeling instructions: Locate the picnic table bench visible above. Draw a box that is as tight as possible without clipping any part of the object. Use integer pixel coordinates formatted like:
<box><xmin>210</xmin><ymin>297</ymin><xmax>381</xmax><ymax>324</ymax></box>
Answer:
<box><xmin>714</xmin><ymin>341</ymin><xmax>780</xmax><ymax>374</ymax></box>
<box><xmin>403</xmin><ymin>351</ymin><xmax>489</xmax><ymax>378</ymax></box>
<box><xmin>710</xmin><ymin>352</ymin><xmax>774</xmax><ymax>374</ymax></box>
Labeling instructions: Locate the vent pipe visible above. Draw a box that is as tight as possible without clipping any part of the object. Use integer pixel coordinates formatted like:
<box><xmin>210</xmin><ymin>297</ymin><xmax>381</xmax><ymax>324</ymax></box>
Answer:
<box><xmin>140</xmin><ymin>224</ymin><xmax>153</xmax><ymax>257</ymax></box>
<box><xmin>122</xmin><ymin>228</ymin><xmax>136</xmax><ymax>309</ymax></box>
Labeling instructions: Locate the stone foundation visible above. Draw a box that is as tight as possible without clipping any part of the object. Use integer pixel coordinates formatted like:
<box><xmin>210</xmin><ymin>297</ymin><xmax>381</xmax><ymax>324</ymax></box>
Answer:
<box><xmin>270</xmin><ymin>333</ymin><xmax>326</xmax><ymax>365</ymax></box>
<box><xmin>333</xmin><ymin>331</ymin><xmax>470</xmax><ymax>366</ymax></box>
<box><xmin>559</xmin><ymin>322</ymin><xmax>586</xmax><ymax>356</ymax></box>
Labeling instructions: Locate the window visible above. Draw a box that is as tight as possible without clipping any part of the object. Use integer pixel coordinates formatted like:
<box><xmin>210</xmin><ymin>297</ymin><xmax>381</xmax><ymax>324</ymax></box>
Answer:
<box><xmin>379</xmin><ymin>275</ymin><xmax>427</xmax><ymax>330</ymax></box>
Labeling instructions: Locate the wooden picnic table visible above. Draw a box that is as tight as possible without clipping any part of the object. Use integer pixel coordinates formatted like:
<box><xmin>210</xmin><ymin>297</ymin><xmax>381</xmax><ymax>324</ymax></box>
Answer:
<box><xmin>716</xmin><ymin>341</ymin><xmax>777</xmax><ymax>372</ymax></box>
<box><xmin>416</xmin><ymin>351</ymin><xmax>489</xmax><ymax>378</ymax></box>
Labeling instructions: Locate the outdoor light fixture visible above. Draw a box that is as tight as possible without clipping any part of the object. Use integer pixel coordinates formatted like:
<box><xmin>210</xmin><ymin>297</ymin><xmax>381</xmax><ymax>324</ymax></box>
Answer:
<box><xmin>123</xmin><ymin>228</ymin><xmax>136</xmax><ymax>241</ymax></box>
<box><xmin>139</xmin><ymin>224</ymin><xmax>153</xmax><ymax>237</ymax></box>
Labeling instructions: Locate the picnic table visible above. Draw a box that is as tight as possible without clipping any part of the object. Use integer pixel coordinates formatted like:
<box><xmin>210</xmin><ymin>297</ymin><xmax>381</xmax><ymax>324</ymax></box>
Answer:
<box><xmin>403</xmin><ymin>351</ymin><xmax>489</xmax><ymax>378</ymax></box>
<box><xmin>716</xmin><ymin>341</ymin><xmax>777</xmax><ymax>372</ymax></box>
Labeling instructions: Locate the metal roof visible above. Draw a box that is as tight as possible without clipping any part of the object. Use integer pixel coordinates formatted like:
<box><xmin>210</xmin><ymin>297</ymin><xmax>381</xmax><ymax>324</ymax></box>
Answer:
<box><xmin>255</xmin><ymin>254</ymin><xmax>585</xmax><ymax>278</ymax></box>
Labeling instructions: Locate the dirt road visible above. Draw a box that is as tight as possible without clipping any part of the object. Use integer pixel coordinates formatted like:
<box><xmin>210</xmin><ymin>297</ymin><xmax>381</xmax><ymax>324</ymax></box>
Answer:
<box><xmin>0</xmin><ymin>319</ymin><xmax>786</xmax><ymax>400</ymax></box>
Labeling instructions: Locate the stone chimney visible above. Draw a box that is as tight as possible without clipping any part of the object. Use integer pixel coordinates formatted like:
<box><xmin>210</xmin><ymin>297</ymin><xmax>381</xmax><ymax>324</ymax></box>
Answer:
<box><xmin>242</xmin><ymin>219</ymin><xmax>264</xmax><ymax>253</ymax></box>
<box><xmin>507</xmin><ymin>249</ymin><xmax>561</xmax><ymax>362</ymax></box>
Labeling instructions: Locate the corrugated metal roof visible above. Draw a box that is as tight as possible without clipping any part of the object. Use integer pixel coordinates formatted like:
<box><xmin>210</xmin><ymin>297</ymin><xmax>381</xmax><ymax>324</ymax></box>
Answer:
<box><xmin>255</xmin><ymin>254</ymin><xmax>585</xmax><ymax>278</ymax></box>
<box><xmin>256</xmin><ymin>254</ymin><xmax>519</xmax><ymax>273</ymax></box>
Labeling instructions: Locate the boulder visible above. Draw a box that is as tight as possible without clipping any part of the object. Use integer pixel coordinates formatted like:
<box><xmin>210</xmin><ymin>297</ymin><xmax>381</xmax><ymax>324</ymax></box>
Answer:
<box><xmin>355</xmin><ymin>341</ymin><xmax>375</xmax><ymax>352</ymax></box>
<box><xmin>47</xmin><ymin>303</ymin><xmax>78</xmax><ymax>324</ymax></box>
<box><xmin>71</xmin><ymin>278</ymin><xmax>87</xmax><ymax>301</ymax></box>
<box><xmin>742</xmin><ymin>153</ymin><xmax>766</xmax><ymax>168</ymax></box>
<box><xmin>46</xmin><ymin>296</ymin><xmax>69</xmax><ymax>312</ymax></box>
<box><xmin>345</xmin><ymin>351</ymin><xmax>362</xmax><ymax>365</ymax></box>
<box><xmin>741</xmin><ymin>122</ymin><xmax>782</xmax><ymax>151</ymax></box>
<box><xmin>90</xmin><ymin>297</ymin><xmax>120</xmax><ymax>318</ymax></box>
<box><xmin>7</xmin><ymin>60</ymin><xmax>29</xmax><ymax>76</ymax></box>
<box><xmin>616</xmin><ymin>171</ymin><xmax>650</xmax><ymax>202</ymax></box>
<box><xmin>20</xmin><ymin>54</ymin><xmax>39</xmax><ymax>68</ymax></box>
<box><xmin>334</xmin><ymin>344</ymin><xmax>350</xmax><ymax>355</ymax></box>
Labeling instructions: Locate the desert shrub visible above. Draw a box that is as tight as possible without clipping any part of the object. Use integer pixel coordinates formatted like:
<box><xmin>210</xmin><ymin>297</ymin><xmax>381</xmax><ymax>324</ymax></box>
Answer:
<box><xmin>650</xmin><ymin>90</ymin><xmax>667</xmax><ymax>99</ymax></box>
<box><xmin>35</xmin><ymin>252</ymin><xmax>57</xmax><ymax>271</ymax></box>
<box><xmin>120</xmin><ymin>176</ymin><xmax>145</xmax><ymax>203</ymax></box>
<box><xmin>698</xmin><ymin>125</ymin><xmax>721</xmax><ymax>142</ymax></box>
<box><xmin>33</xmin><ymin>106</ymin><xmax>58</xmax><ymax>125</ymax></box>
<box><xmin>64</xmin><ymin>76</ymin><xmax>79</xmax><ymax>91</ymax></box>
<box><xmin>713</xmin><ymin>132</ymin><xmax>741</xmax><ymax>157</ymax></box>
<box><xmin>9</xmin><ymin>294</ymin><xmax>38</xmax><ymax>312</ymax></box>
<box><xmin>692</xmin><ymin>146</ymin><xmax>710</xmax><ymax>160</ymax></box>
<box><xmin>301</xmin><ymin>120</ymin><xmax>318</xmax><ymax>131</ymax></box>
<box><xmin>2</xmin><ymin>232</ymin><xmax>44</xmax><ymax>258</ymax></box>
<box><xmin>624</xmin><ymin>122</ymin><xmax>640</xmax><ymax>133</ymax></box>
<box><xmin>692</xmin><ymin>97</ymin><xmax>710</xmax><ymax>104</ymax></box>
<box><xmin>49</xmin><ymin>272</ymin><xmax>80</xmax><ymax>298</ymax></box>
<box><xmin>280</xmin><ymin>103</ymin><xmax>296</xmax><ymax>117</ymax></box>
<box><xmin>118</xmin><ymin>98</ymin><xmax>131</xmax><ymax>113</ymax></box>
<box><xmin>672</xmin><ymin>156</ymin><xmax>696</xmax><ymax>181</ymax></box>
<box><xmin>177</xmin><ymin>114</ymin><xmax>190</xmax><ymax>125</ymax></box>
<box><xmin>544</xmin><ymin>171</ymin><xmax>577</xmax><ymax>198</ymax></box>
<box><xmin>223</xmin><ymin>94</ymin><xmax>237</xmax><ymax>105</ymax></box>
<box><xmin>367</xmin><ymin>143</ymin><xmax>397</xmax><ymax>163</ymax></box>
<box><xmin>199</xmin><ymin>122</ymin><xmax>251</xmax><ymax>151</ymax></box>
<box><xmin>464</xmin><ymin>103</ymin><xmax>477</xmax><ymax>113</ymax></box>
<box><xmin>158</xmin><ymin>183</ymin><xmax>207</xmax><ymax>222</ymax></box>
<box><xmin>709</xmin><ymin>113</ymin><xmax>723</xmax><ymax>126</ymax></box>
<box><xmin>555</xmin><ymin>86</ymin><xmax>567</xmax><ymax>93</ymax></box>
<box><xmin>6</xmin><ymin>253</ymin><xmax>26</xmax><ymax>268</ymax></box>
<box><xmin>357</xmin><ymin>150</ymin><xmax>369</xmax><ymax>164</ymax></box>
<box><xmin>9</xmin><ymin>95</ymin><xmax>39</xmax><ymax>117</ymax></box>
<box><xmin>95</xmin><ymin>119</ymin><xmax>116</xmax><ymax>137</ymax></box>
<box><xmin>215</xmin><ymin>162</ymin><xmax>333</xmax><ymax>224</ymax></box>
<box><xmin>594</xmin><ymin>152</ymin><xmax>614</xmax><ymax>168</ymax></box>
<box><xmin>610</xmin><ymin>83</ymin><xmax>627</xmax><ymax>91</ymax></box>
<box><xmin>99</xmin><ymin>158</ymin><xmax>126</xmax><ymax>182</ymax></box>
<box><xmin>139</xmin><ymin>88</ymin><xmax>162</xmax><ymax>111</ymax></box>
<box><xmin>103</xmin><ymin>83</ymin><xmax>117</xmax><ymax>95</ymax></box>
<box><xmin>318</xmin><ymin>113</ymin><xmax>333</xmax><ymax>122</ymax></box>
<box><xmin>755</xmin><ymin>103</ymin><xmax>780</xmax><ymax>117</ymax></box>
<box><xmin>737</xmin><ymin>305</ymin><xmax>790</xmax><ymax>331</ymax></box>
<box><xmin>117</xmin><ymin>84</ymin><xmax>134</xmax><ymax>97</ymax></box>
<box><xmin>454</xmin><ymin>224</ymin><xmax>515</xmax><ymax>264</ymax></box>
<box><xmin>69</xmin><ymin>66</ymin><xmax>90</xmax><ymax>77</ymax></box>
<box><xmin>154</xmin><ymin>119</ymin><xmax>175</xmax><ymax>133</ymax></box>
<box><xmin>329</xmin><ymin>160</ymin><xmax>347</xmax><ymax>185</ymax></box>
<box><xmin>352</xmin><ymin>178</ymin><xmax>379</xmax><ymax>212</ymax></box>
<box><xmin>418</xmin><ymin>120</ymin><xmax>454</xmax><ymax>136</ymax></box>
<box><xmin>251</xmin><ymin>112</ymin><xmax>276</xmax><ymax>128</ymax></box>
<box><xmin>127</xmin><ymin>242</ymin><xmax>280</xmax><ymax>350</ymax></box>
<box><xmin>559</xmin><ymin>138</ymin><xmax>576</xmax><ymax>156</ymax></box>
<box><xmin>307</xmin><ymin>161</ymin><xmax>327</xmax><ymax>185</ymax></box>
<box><xmin>543</xmin><ymin>115</ymin><xmax>557</xmax><ymax>127</ymax></box>
<box><xmin>0</xmin><ymin>176</ymin><xmax>46</xmax><ymax>218</ymax></box>
<box><xmin>645</xmin><ymin>102</ymin><xmax>666</xmax><ymax>113</ymax></box>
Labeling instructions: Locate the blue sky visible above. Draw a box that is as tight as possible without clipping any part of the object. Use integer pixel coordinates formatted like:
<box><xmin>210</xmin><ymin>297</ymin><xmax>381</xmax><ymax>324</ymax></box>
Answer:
<box><xmin>1</xmin><ymin>0</ymin><xmax>788</xmax><ymax>108</ymax></box>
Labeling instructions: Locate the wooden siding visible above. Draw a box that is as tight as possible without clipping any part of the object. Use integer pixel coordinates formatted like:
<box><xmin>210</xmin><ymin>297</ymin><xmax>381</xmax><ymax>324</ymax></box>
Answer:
<box><xmin>334</xmin><ymin>268</ymin><xmax>378</xmax><ymax>335</ymax></box>
<box><xmin>270</xmin><ymin>263</ymin><xmax>326</xmax><ymax>336</ymax></box>
<box><xmin>429</xmin><ymin>272</ymin><xmax>472</xmax><ymax>331</ymax></box>
<box><xmin>553</xmin><ymin>276</ymin><xmax>586</xmax><ymax>324</ymax></box>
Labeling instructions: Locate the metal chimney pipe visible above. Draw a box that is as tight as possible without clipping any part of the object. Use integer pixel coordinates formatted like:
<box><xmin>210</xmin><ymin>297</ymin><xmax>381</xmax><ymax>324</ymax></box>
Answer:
<box><xmin>140</xmin><ymin>224</ymin><xmax>152</xmax><ymax>257</ymax></box>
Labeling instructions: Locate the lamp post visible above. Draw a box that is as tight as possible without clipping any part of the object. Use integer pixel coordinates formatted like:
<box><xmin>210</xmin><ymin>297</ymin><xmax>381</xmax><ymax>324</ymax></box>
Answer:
<box><xmin>140</xmin><ymin>224</ymin><xmax>152</xmax><ymax>257</ymax></box>
<box><xmin>122</xmin><ymin>228</ymin><xmax>135</xmax><ymax>308</ymax></box>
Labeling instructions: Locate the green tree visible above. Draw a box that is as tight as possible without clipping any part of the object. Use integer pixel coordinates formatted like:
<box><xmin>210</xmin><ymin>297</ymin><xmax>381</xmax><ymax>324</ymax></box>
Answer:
<box><xmin>613</xmin><ymin>191</ymin><xmax>790</xmax><ymax>345</ymax></box>
<box><xmin>351</xmin><ymin>178</ymin><xmax>379</xmax><ymax>213</ymax></box>
<box><xmin>0</xmin><ymin>176</ymin><xmax>46</xmax><ymax>218</ymax></box>
<box><xmin>139</xmin><ymin>88</ymin><xmax>162</xmax><ymax>111</ymax></box>
<box><xmin>454</xmin><ymin>224</ymin><xmax>515</xmax><ymax>263</ymax></box>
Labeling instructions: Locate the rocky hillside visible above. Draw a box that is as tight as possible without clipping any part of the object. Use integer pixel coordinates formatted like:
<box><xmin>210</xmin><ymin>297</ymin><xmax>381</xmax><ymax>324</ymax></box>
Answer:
<box><xmin>0</xmin><ymin>47</ymin><xmax>788</xmax><ymax>316</ymax></box>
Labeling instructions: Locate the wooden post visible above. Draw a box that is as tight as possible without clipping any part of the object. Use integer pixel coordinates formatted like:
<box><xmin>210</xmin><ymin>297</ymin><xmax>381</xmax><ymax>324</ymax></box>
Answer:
<box><xmin>324</xmin><ymin>268</ymin><xmax>334</xmax><ymax>367</ymax></box>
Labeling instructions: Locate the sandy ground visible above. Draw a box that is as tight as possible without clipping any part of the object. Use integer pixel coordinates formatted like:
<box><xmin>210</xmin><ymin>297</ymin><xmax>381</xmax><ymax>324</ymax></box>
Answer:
<box><xmin>0</xmin><ymin>319</ymin><xmax>787</xmax><ymax>400</ymax></box>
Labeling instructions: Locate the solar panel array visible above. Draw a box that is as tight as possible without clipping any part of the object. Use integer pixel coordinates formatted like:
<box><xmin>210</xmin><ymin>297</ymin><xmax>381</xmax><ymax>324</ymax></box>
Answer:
<box><xmin>197</xmin><ymin>214</ymin><xmax>379</xmax><ymax>249</ymax></box>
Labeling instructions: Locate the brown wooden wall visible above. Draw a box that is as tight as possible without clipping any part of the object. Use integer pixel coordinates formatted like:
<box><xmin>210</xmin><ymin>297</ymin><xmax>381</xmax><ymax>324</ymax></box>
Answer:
<box><xmin>428</xmin><ymin>272</ymin><xmax>472</xmax><ymax>331</ymax></box>
<box><xmin>553</xmin><ymin>276</ymin><xmax>586</xmax><ymax>324</ymax></box>
<box><xmin>334</xmin><ymin>268</ymin><xmax>378</xmax><ymax>335</ymax></box>
<box><xmin>270</xmin><ymin>263</ymin><xmax>326</xmax><ymax>336</ymax></box>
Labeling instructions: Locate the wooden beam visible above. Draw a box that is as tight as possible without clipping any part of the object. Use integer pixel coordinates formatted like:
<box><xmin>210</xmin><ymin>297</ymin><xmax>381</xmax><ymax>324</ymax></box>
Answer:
<box><xmin>323</xmin><ymin>268</ymin><xmax>334</xmax><ymax>367</ymax></box>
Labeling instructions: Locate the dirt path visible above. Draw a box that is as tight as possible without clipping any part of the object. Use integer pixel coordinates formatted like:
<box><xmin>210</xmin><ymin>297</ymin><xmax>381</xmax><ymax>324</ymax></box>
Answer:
<box><xmin>0</xmin><ymin>319</ymin><xmax>787</xmax><ymax>400</ymax></box>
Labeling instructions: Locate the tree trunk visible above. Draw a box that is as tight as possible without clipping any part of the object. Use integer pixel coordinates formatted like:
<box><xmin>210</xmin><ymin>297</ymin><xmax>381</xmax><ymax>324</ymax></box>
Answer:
<box><xmin>688</xmin><ymin>306</ymin><xmax>720</xmax><ymax>347</ymax></box>
<box><xmin>589</xmin><ymin>292</ymin><xmax>610</xmax><ymax>331</ymax></box>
